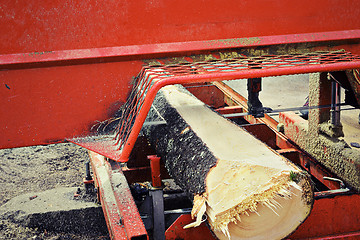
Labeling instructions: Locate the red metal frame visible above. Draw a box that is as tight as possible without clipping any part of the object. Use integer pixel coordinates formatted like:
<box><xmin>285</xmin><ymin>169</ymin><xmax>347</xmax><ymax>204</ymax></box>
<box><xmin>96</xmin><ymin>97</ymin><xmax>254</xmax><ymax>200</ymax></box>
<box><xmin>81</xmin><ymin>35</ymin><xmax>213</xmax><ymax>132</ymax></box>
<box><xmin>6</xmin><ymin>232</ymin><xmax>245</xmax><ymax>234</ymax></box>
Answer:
<box><xmin>84</xmin><ymin>51</ymin><xmax>360</xmax><ymax>162</ymax></box>
<box><xmin>1</xmin><ymin>30</ymin><xmax>360</xmax><ymax>69</ymax></box>
<box><xmin>88</xmin><ymin>151</ymin><xmax>148</xmax><ymax>240</ymax></box>
<box><xmin>163</xmin><ymin>193</ymin><xmax>360</xmax><ymax>240</ymax></box>
<box><xmin>2</xmin><ymin>2</ymin><xmax>360</xmax><ymax>239</ymax></box>
<box><xmin>287</xmin><ymin>194</ymin><xmax>360</xmax><ymax>239</ymax></box>
<box><xmin>148</xmin><ymin>155</ymin><xmax>162</xmax><ymax>188</ymax></box>
<box><xmin>165</xmin><ymin>214</ymin><xmax>215</xmax><ymax>240</ymax></box>
<box><xmin>86</xmin><ymin>81</ymin><xmax>360</xmax><ymax>239</ymax></box>
<box><xmin>189</xmin><ymin>83</ymin><xmax>360</xmax><ymax>239</ymax></box>
<box><xmin>213</xmin><ymin>81</ymin><xmax>342</xmax><ymax>190</ymax></box>
<box><xmin>1</xmin><ymin>0</ymin><xmax>360</xmax><ymax>150</ymax></box>
<box><xmin>213</xmin><ymin>81</ymin><xmax>282</xmax><ymax>130</ymax></box>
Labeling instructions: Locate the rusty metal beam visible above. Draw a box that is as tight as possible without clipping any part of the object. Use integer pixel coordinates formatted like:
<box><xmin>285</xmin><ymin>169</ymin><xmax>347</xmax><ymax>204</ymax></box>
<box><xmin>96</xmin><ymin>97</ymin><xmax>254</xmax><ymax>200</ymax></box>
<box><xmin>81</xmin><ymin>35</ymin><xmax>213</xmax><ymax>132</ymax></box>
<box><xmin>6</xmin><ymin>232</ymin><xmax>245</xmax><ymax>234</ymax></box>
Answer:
<box><xmin>88</xmin><ymin>151</ymin><xmax>148</xmax><ymax>240</ymax></box>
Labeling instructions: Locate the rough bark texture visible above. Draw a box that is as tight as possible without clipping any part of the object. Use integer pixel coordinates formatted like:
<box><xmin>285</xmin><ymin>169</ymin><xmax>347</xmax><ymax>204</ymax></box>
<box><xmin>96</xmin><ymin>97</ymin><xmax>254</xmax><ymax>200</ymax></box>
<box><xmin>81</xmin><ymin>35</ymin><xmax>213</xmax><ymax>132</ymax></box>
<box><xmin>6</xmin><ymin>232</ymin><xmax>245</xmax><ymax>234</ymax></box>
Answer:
<box><xmin>142</xmin><ymin>85</ymin><xmax>313</xmax><ymax>239</ymax></box>
<box><xmin>142</xmin><ymin>86</ymin><xmax>218</xmax><ymax>196</ymax></box>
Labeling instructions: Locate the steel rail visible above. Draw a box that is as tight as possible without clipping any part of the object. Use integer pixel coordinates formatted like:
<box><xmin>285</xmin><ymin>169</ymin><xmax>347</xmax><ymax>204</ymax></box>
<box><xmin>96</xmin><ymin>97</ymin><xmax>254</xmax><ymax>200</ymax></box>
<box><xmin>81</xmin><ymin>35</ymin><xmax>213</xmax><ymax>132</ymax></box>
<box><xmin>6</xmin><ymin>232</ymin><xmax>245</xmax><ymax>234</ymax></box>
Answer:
<box><xmin>222</xmin><ymin>103</ymin><xmax>356</xmax><ymax>118</ymax></box>
<box><xmin>0</xmin><ymin>30</ymin><xmax>359</xmax><ymax>69</ymax></box>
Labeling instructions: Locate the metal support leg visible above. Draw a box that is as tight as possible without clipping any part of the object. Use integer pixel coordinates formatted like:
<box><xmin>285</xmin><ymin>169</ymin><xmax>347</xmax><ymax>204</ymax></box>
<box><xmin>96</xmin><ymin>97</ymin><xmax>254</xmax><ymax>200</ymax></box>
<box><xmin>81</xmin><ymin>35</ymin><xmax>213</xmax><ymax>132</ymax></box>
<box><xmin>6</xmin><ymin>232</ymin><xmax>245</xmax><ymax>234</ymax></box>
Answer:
<box><xmin>148</xmin><ymin>155</ymin><xmax>165</xmax><ymax>240</ymax></box>
<box><xmin>331</xmin><ymin>80</ymin><xmax>341</xmax><ymax>127</ymax></box>
<box><xmin>322</xmin><ymin>73</ymin><xmax>344</xmax><ymax>137</ymax></box>
<box><xmin>84</xmin><ymin>161</ymin><xmax>94</xmax><ymax>193</ymax></box>
<box><xmin>247</xmin><ymin>77</ymin><xmax>265</xmax><ymax>118</ymax></box>
<box><xmin>150</xmin><ymin>189</ymin><xmax>165</xmax><ymax>240</ymax></box>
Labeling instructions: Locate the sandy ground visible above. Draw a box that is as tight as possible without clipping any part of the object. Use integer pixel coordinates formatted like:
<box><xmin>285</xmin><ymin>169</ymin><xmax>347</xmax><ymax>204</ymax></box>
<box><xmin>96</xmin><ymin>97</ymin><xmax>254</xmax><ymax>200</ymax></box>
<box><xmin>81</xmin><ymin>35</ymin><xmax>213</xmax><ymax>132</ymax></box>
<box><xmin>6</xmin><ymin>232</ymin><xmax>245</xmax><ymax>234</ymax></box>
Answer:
<box><xmin>0</xmin><ymin>143</ymin><xmax>109</xmax><ymax>240</ymax></box>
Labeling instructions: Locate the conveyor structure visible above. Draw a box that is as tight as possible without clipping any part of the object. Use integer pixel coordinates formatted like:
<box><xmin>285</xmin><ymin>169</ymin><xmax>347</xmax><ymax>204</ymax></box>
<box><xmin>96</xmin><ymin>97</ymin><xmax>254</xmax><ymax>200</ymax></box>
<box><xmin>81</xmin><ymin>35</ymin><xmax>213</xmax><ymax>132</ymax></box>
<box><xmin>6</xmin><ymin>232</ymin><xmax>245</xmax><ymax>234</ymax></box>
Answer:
<box><xmin>1</xmin><ymin>1</ymin><xmax>360</xmax><ymax>239</ymax></box>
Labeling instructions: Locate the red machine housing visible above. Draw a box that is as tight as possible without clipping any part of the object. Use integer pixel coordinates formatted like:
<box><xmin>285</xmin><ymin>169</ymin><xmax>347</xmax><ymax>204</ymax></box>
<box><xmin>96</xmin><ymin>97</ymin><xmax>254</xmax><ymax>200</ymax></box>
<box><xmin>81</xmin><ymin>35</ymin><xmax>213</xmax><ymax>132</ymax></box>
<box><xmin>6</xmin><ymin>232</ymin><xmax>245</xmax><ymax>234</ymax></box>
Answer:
<box><xmin>1</xmin><ymin>1</ymin><xmax>360</xmax><ymax>239</ymax></box>
<box><xmin>1</xmin><ymin>0</ymin><xmax>360</xmax><ymax>149</ymax></box>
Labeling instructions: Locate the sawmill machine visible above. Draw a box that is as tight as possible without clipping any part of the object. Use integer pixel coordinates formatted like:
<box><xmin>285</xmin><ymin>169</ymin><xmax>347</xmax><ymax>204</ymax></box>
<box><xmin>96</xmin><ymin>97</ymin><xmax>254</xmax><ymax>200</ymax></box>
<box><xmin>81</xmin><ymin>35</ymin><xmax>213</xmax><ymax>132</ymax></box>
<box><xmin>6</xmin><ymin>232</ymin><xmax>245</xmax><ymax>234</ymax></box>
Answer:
<box><xmin>1</xmin><ymin>1</ymin><xmax>360</xmax><ymax>239</ymax></box>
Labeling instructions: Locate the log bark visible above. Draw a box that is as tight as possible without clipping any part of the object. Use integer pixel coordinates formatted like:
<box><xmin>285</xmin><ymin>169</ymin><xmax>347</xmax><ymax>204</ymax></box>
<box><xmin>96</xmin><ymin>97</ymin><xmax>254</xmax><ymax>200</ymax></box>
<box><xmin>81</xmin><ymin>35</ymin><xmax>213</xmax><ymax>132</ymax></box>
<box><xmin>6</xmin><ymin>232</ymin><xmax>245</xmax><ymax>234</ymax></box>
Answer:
<box><xmin>142</xmin><ymin>85</ymin><xmax>313</xmax><ymax>240</ymax></box>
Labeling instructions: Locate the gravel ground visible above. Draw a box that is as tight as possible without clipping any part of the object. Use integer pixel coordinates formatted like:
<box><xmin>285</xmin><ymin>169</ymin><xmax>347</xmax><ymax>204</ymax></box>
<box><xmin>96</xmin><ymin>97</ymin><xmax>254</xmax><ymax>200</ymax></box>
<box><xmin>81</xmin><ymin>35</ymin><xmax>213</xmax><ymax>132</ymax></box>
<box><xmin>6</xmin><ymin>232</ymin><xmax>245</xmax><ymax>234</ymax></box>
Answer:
<box><xmin>0</xmin><ymin>143</ymin><xmax>109</xmax><ymax>240</ymax></box>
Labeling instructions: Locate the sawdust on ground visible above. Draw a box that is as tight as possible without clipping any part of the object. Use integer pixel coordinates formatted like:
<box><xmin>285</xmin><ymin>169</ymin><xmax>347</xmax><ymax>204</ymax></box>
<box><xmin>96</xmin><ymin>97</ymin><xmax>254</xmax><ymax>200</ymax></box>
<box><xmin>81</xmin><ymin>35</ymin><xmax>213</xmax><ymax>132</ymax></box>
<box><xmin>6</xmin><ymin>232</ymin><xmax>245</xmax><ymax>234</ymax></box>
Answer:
<box><xmin>0</xmin><ymin>143</ymin><xmax>109</xmax><ymax>240</ymax></box>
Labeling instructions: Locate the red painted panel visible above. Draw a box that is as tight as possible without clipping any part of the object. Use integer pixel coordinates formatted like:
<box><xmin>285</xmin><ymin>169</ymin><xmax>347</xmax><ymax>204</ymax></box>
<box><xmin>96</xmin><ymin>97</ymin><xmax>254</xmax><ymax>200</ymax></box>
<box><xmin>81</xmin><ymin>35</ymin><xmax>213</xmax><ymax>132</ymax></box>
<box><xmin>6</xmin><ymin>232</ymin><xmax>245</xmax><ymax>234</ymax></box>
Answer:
<box><xmin>1</xmin><ymin>30</ymin><xmax>360</xmax><ymax>69</ymax></box>
<box><xmin>288</xmin><ymin>194</ymin><xmax>360</xmax><ymax>239</ymax></box>
<box><xmin>165</xmin><ymin>214</ymin><xmax>216</xmax><ymax>240</ymax></box>
<box><xmin>0</xmin><ymin>0</ymin><xmax>360</xmax><ymax>54</ymax></box>
<box><xmin>0</xmin><ymin>61</ymin><xmax>142</xmax><ymax>149</ymax></box>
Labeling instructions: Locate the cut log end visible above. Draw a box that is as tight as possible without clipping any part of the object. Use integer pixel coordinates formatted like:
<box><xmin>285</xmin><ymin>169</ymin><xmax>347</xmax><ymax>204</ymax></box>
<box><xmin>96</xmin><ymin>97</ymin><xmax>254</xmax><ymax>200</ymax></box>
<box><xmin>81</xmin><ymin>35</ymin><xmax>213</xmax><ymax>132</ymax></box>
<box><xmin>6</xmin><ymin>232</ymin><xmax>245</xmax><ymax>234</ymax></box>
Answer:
<box><xmin>193</xmin><ymin>170</ymin><xmax>313</xmax><ymax>240</ymax></box>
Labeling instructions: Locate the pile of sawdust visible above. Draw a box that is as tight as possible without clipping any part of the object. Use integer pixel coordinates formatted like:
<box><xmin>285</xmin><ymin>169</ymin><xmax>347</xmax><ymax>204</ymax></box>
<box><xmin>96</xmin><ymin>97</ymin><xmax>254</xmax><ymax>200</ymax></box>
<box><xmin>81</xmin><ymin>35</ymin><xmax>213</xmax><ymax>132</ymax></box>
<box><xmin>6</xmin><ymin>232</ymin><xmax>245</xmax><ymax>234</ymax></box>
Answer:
<box><xmin>0</xmin><ymin>143</ymin><xmax>109</xmax><ymax>240</ymax></box>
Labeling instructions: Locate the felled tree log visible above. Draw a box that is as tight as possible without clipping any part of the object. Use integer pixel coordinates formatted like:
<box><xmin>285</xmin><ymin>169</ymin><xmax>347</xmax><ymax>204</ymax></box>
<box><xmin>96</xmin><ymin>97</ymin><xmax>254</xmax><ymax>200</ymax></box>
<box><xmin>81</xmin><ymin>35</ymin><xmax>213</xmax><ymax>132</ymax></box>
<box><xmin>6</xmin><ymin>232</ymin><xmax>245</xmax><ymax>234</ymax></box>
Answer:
<box><xmin>142</xmin><ymin>85</ymin><xmax>313</xmax><ymax>240</ymax></box>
